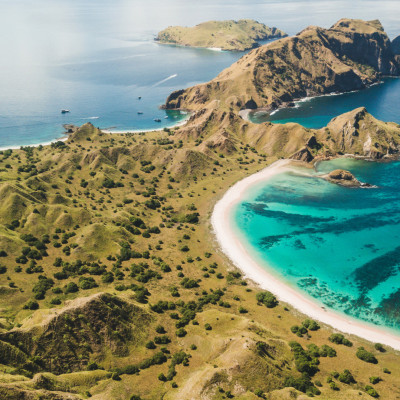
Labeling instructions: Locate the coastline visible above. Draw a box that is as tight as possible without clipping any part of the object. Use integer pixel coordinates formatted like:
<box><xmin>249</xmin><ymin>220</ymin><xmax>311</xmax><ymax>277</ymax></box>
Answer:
<box><xmin>240</xmin><ymin>79</ymin><xmax>387</xmax><ymax>123</ymax></box>
<box><xmin>101</xmin><ymin>114</ymin><xmax>190</xmax><ymax>134</ymax></box>
<box><xmin>211</xmin><ymin>159</ymin><xmax>400</xmax><ymax>351</ymax></box>
<box><xmin>0</xmin><ymin>115</ymin><xmax>190</xmax><ymax>151</ymax></box>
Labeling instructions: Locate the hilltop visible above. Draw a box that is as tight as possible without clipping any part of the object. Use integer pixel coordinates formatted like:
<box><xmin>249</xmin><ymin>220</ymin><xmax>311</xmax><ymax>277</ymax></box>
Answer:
<box><xmin>164</xmin><ymin>19</ymin><xmax>400</xmax><ymax>112</ymax></box>
<box><xmin>155</xmin><ymin>19</ymin><xmax>287</xmax><ymax>51</ymax></box>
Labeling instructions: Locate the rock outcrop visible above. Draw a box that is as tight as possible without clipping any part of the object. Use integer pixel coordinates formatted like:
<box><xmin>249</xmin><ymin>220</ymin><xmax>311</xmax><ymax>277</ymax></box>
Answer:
<box><xmin>164</xmin><ymin>19</ymin><xmax>400</xmax><ymax>112</ymax></box>
<box><xmin>323</xmin><ymin>169</ymin><xmax>365</xmax><ymax>187</ymax></box>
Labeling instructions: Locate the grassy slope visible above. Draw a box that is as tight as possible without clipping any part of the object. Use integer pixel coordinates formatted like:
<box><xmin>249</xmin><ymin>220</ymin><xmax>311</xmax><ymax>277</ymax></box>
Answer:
<box><xmin>0</xmin><ymin>121</ymin><xmax>398</xmax><ymax>399</ymax></box>
<box><xmin>156</xmin><ymin>19</ymin><xmax>287</xmax><ymax>51</ymax></box>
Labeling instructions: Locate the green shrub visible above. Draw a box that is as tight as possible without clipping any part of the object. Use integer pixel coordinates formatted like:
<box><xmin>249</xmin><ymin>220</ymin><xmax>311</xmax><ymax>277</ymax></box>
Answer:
<box><xmin>365</xmin><ymin>385</ymin><xmax>379</xmax><ymax>398</ymax></box>
<box><xmin>369</xmin><ymin>376</ymin><xmax>381</xmax><ymax>384</ymax></box>
<box><xmin>328</xmin><ymin>333</ymin><xmax>352</xmax><ymax>347</ymax></box>
<box><xmin>374</xmin><ymin>343</ymin><xmax>385</xmax><ymax>352</ymax></box>
<box><xmin>23</xmin><ymin>300</ymin><xmax>39</xmax><ymax>310</ymax></box>
<box><xmin>338</xmin><ymin>369</ymin><xmax>356</xmax><ymax>384</ymax></box>
<box><xmin>176</xmin><ymin>328</ymin><xmax>187</xmax><ymax>337</ymax></box>
<box><xmin>356</xmin><ymin>347</ymin><xmax>378</xmax><ymax>364</ymax></box>
<box><xmin>256</xmin><ymin>291</ymin><xmax>278</xmax><ymax>308</ymax></box>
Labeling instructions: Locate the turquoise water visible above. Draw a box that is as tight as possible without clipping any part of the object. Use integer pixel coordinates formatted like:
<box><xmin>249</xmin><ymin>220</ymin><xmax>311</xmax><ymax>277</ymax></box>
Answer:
<box><xmin>233</xmin><ymin>158</ymin><xmax>400</xmax><ymax>331</ymax></box>
<box><xmin>249</xmin><ymin>78</ymin><xmax>400</xmax><ymax>129</ymax></box>
<box><xmin>1</xmin><ymin>0</ymin><xmax>400</xmax><ymax>147</ymax></box>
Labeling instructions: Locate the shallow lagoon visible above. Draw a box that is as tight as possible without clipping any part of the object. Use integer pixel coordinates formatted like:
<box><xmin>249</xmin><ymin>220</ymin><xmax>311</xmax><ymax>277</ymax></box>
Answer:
<box><xmin>233</xmin><ymin>158</ymin><xmax>400</xmax><ymax>332</ymax></box>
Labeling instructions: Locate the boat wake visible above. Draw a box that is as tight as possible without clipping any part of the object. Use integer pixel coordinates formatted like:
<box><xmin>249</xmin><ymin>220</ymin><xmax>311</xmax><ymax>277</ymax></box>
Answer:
<box><xmin>152</xmin><ymin>74</ymin><xmax>178</xmax><ymax>87</ymax></box>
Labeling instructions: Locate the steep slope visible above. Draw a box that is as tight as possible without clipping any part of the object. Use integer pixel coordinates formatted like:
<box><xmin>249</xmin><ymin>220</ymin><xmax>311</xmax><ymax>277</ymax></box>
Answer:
<box><xmin>164</xmin><ymin>19</ymin><xmax>400</xmax><ymax>112</ymax></box>
<box><xmin>155</xmin><ymin>19</ymin><xmax>286</xmax><ymax>51</ymax></box>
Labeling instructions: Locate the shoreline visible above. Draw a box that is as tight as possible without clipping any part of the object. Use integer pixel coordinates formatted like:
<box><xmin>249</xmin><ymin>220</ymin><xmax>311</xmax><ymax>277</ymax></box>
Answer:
<box><xmin>101</xmin><ymin>115</ymin><xmax>190</xmax><ymax>134</ymax></box>
<box><xmin>211</xmin><ymin>159</ymin><xmax>400</xmax><ymax>351</ymax></box>
<box><xmin>0</xmin><ymin>115</ymin><xmax>190</xmax><ymax>151</ymax></box>
<box><xmin>240</xmin><ymin>78</ymin><xmax>388</xmax><ymax>124</ymax></box>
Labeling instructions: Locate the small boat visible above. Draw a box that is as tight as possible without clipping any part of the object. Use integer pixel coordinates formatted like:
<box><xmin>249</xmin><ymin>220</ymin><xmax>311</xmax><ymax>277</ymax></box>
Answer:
<box><xmin>61</xmin><ymin>109</ymin><xmax>70</xmax><ymax>114</ymax></box>
<box><xmin>154</xmin><ymin>118</ymin><xmax>161</xmax><ymax>122</ymax></box>
<box><xmin>137</xmin><ymin>111</ymin><xmax>143</xmax><ymax>115</ymax></box>
<box><xmin>164</xmin><ymin>116</ymin><xmax>169</xmax><ymax>119</ymax></box>
<box><xmin>138</xmin><ymin>96</ymin><xmax>142</xmax><ymax>100</ymax></box>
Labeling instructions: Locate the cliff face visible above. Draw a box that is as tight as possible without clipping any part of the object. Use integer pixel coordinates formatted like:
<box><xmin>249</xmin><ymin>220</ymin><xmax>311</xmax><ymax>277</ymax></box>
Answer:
<box><xmin>155</xmin><ymin>19</ymin><xmax>287</xmax><ymax>51</ymax></box>
<box><xmin>165</xmin><ymin>19</ymin><xmax>400</xmax><ymax>111</ymax></box>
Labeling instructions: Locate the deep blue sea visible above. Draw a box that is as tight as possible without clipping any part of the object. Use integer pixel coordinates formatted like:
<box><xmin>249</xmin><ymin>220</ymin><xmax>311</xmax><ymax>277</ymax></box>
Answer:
<box><xmin>233</xmin><ymin>158</ymin><xmax>400</xmax><ymax>331</ymax></box>
<box><xmin>1</xmin><ymin>0</ymin><xmax>400</xmax><ymax>147</ymax></box>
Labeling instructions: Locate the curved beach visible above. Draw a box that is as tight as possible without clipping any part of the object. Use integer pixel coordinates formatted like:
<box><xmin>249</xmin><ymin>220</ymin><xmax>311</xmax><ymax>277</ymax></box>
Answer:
<box><xmin>212</xmin><ymin>159</ymin><xmax>400</xmax><ymax>351</ymax></box>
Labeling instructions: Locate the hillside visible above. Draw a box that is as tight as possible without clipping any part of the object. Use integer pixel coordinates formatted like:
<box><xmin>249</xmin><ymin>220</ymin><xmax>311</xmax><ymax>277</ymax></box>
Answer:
<box><xmin>164</xmin><ymin>19</ymin><xmax>400</xmax><ymax>112</ymax></box>
<box><xmin>0</xmin><ymin>109</ymin><xmax>399</xmax><ymax>399</ymax></box>
<box><xmin>155</xmin><ymin>19</ymin><xmax>287</xmax><ymax>51</ymax></box>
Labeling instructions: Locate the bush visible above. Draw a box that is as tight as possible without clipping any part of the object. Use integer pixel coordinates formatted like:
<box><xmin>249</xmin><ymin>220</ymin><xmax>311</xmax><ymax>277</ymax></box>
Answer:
<box><xmin>288</xmin><ymin>341</ymin><xmax>319</xmax><ymax>376</ymax></box>
<box><xmin>205</xmin><ymin>323</ymin><xmax>212</xmax><ymax>331</ymax></box>
<box><xmin>0</xmin><ymin>265</ymin><xmax>7</xmax><ymax>274</ymax></box>
<box><xmin>374</xmin><ymin>343</ymin><xmax>385</xmax><ymax>352</ymax></box>
<box><xmin>319</xmin><ymin>344</ymin><xmax>336</xmax><ymax>357</ymax></box>
<box><xmin>369</xmin><ymin>376</ymin><xmax>381</xmax><ymax>384</ymax></box>
<box><xmin>154</xmin><ymin>335</ymin><xmax>171</xmax><ymax>345</ymax></box>
<box><xmin>155</xmin><ymin>325</ymin><xmax>166</xmax><ymax>334</ymax></box>
<box><xmin>328</xmin><ymin>333</ymin><xmax>352</xmax><ymax>347</ymax></box>
<box><xmin>356</xmin><ymin>347</ymin><xmax>378</xmax><ymax>364</ymax></box>
<box><xmin>78</xmin><ymin>277</ymin><xmax>98</xmax><ymax>290</ymax></box>
<box><xmin>256</xmin><ymin>291</ymin><xmax>278</xmax><ymax>308</ymax></box>
<box><xmin>176</xmin><ymin>328</ymin><xmax>187</xmax><ymax>337</ymax></box>
<box><xmin>23</xmin><ymin>300</ymin><xmax>39</xmax><ymax>310</ymax></box>
<box><xmin>338</xmin><ymin>369</ymin><xmax>356</xmax><ymax>384</ymax></box>
<box><xmin>365</xmin><ymin>385</ymin><xmax>379</xmax><ymax>398</ymax></box>
<box><xmin>145</xmin><ymin>341</ymin><xmax>156</xmax><ymax>349</ymax></box>
<box><xmin>65</xmin><ymin>282</ymin><xmax>79</xmax><ymax>293</ymax></box>
<box><xmin>284</xmin><ymin>374</ymin><xmax>320</xmax><ymax>395</ymax></box>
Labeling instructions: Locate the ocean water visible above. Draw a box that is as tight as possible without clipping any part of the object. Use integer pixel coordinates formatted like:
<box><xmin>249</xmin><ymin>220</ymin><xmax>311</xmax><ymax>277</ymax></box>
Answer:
<box><xmin>249</xmin><ymin>78</ymin><xmax>400</xmax><ymax>129</ymax></box>
<box><xmin>233</xmin><ymin>158</ymin><xmax>400</xmax><ymax>332</ymax></box>
<box><xmin>1</xmin><ymin>0</ymin><xmax>400</xmax><ymax>147</ymax></box>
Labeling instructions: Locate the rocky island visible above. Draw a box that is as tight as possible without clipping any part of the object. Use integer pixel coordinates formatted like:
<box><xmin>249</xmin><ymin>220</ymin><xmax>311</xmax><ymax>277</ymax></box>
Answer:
<box><xmin>155</xmin><ymin>19</ymin><xmax>287</xmax><ymax>51</ymax></box>
<box><xmin>322</xmin><ymin>169</ymin><xmax>374</xmax><ymax>187</ymax></box>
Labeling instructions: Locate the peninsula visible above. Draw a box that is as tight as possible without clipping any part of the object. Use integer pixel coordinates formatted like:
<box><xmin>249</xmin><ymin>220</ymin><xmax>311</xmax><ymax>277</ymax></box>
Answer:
<box><xmin>165</xmin><ymin>19</ymin><xmax>400</xmax><ymax>112</ymax></box>
<box><xmin>155</xmin><ymin>19</ymin><xmax>287</xmax><ymax>51</ymax></box>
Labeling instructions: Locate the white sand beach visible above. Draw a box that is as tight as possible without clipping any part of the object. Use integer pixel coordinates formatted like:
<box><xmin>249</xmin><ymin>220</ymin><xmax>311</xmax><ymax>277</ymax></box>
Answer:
<box><xmin>211</xmin><ymin>159</ymin><xmax>400</xmax><ymax>351</ymax></box>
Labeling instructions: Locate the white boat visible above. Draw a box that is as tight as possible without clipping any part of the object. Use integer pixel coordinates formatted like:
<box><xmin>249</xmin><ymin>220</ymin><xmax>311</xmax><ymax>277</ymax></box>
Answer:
<box><xmin>61</xmin><ymin>109</ymin><xmax>70</xmax><ymax>114</ymax></box>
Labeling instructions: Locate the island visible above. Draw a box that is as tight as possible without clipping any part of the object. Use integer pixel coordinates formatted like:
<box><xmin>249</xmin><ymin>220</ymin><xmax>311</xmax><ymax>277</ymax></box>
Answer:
<box><xmin>155</xmin><ymin>19</ymin><xmax>287</xmax><ymax>51</ymax></box>
<box><xmin>322</xmin><ymin>169</ymin><xmax>374</xmax><ymax>187</ymax></box>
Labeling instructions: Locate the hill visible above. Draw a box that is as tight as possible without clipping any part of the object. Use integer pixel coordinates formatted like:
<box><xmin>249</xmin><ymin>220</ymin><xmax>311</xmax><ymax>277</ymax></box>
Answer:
<box><xmin>0</xmin><ymin>112</ymin><xmax>399</xmax><ymax>399</ymax></box>
<box><xmin>155</xmin><ymin>19</ymin><xmax>287</xmax><ymax>51</ymax></box>
<box><xmin>164</xmin><ymin>19</ymin><xmax>400</xmax><ymax>112</ymax></box>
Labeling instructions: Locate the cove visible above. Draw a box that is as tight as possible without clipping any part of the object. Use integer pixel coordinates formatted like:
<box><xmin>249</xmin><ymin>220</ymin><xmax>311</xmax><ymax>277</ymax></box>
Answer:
<box><xmin>249</xmin><ymin>78</ymin><xmax>400</xmax><ymax>128</ymax></box>
<box><xmin>232</xmin><ymin>157</ymin><xmax>400</xmax><ymax>333</ymax></box>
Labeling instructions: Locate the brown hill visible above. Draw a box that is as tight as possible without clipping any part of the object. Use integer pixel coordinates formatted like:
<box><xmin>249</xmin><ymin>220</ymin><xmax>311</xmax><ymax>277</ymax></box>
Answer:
<box><xmin>164</xmin><ymin>19</ymin><xmax>400</xmax><ymax>112</ymax></box>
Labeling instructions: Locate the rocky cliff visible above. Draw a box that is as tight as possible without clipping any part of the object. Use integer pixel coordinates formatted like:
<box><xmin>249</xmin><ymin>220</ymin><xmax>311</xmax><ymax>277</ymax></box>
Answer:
<box><xmin>164</xmin><ymin>19</ymin><xmax>400</xmax><ymax>112</ymax></box>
